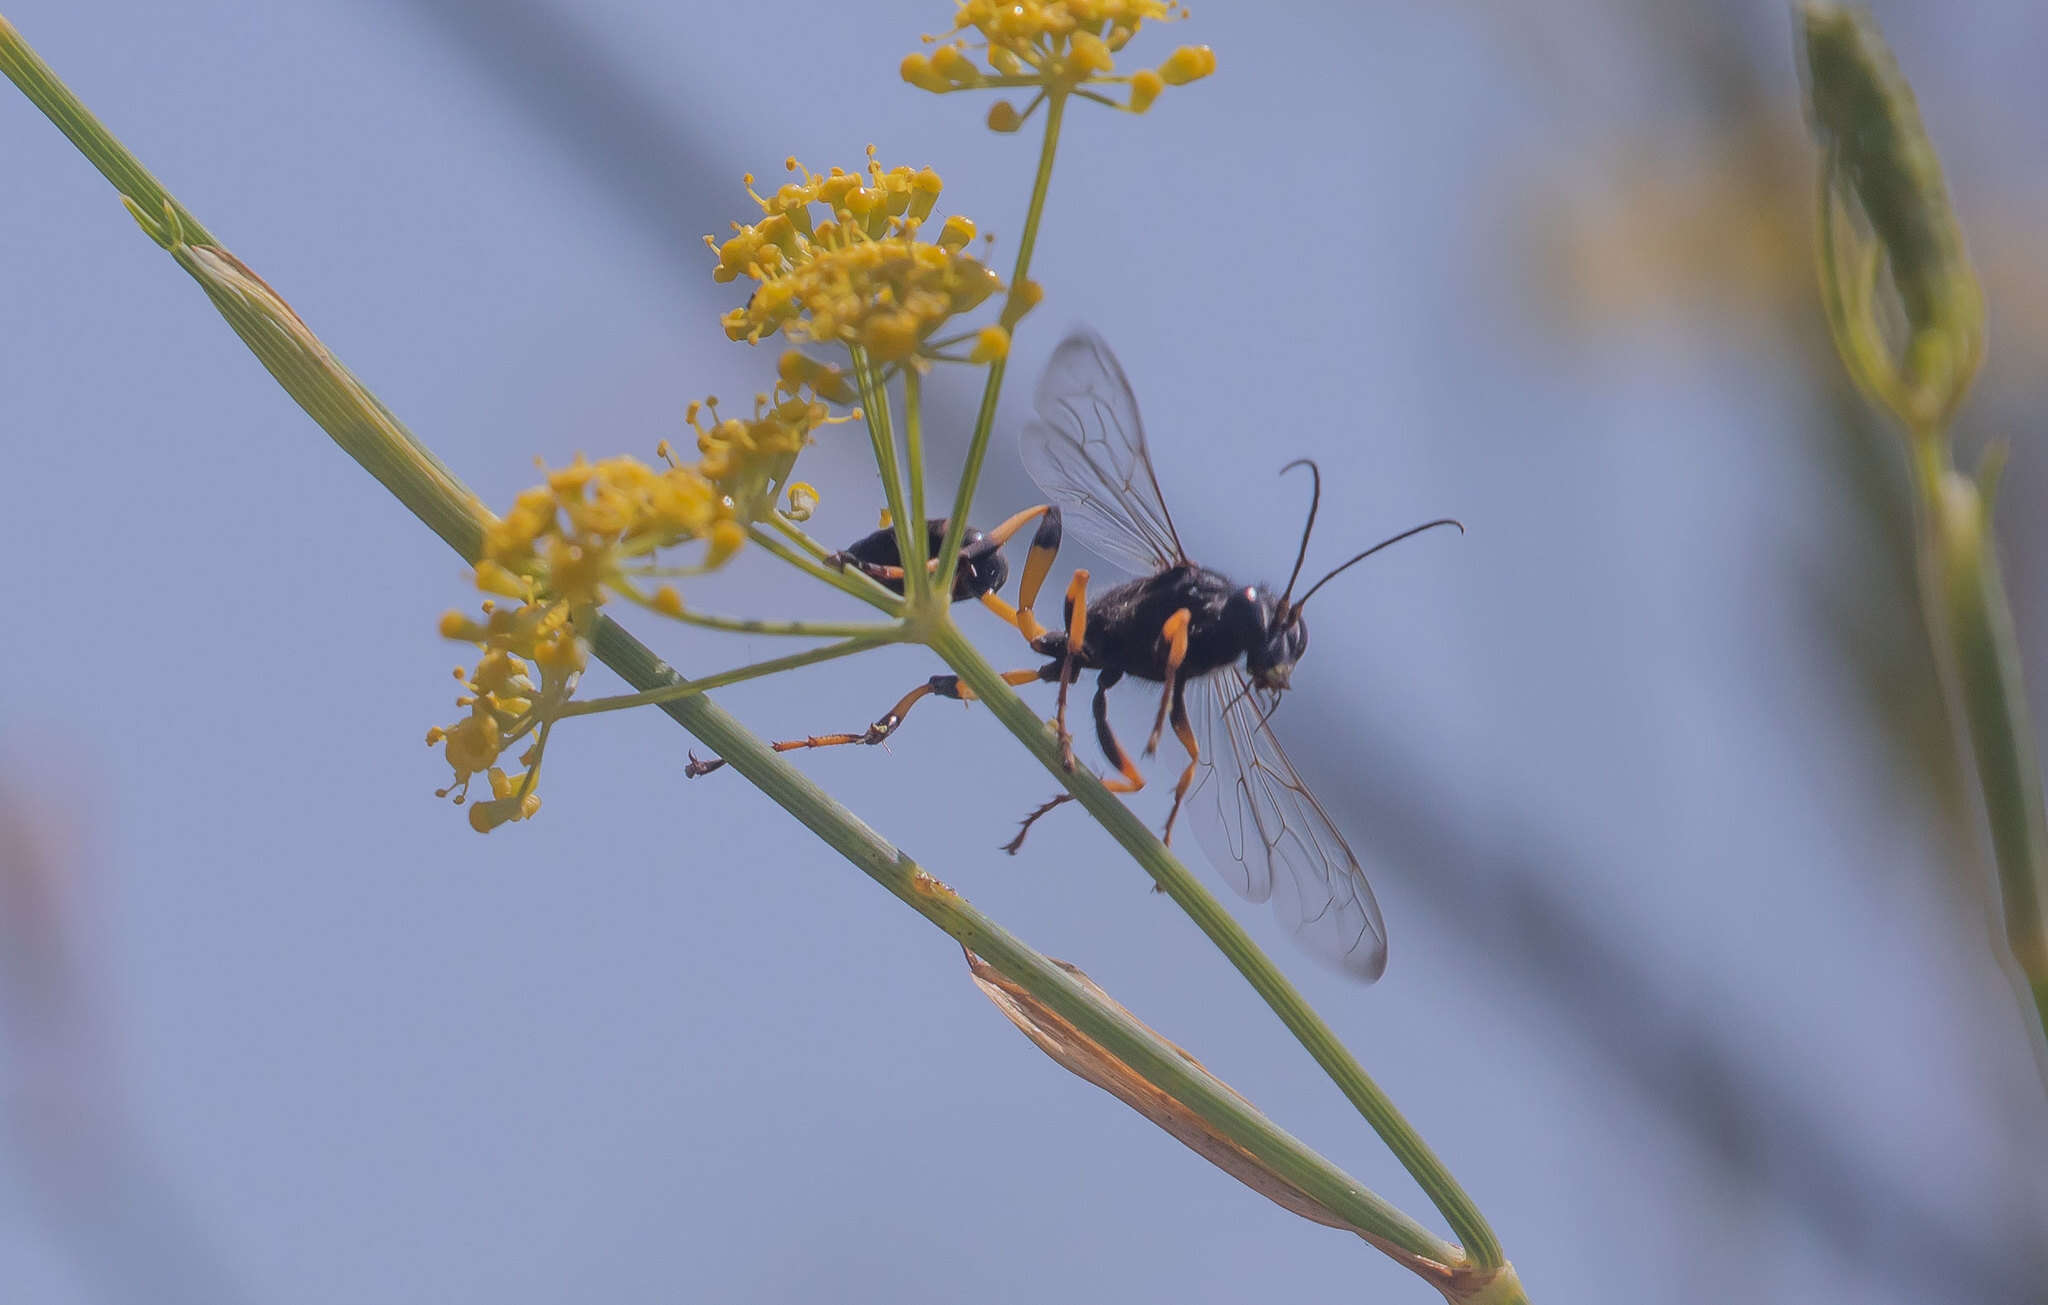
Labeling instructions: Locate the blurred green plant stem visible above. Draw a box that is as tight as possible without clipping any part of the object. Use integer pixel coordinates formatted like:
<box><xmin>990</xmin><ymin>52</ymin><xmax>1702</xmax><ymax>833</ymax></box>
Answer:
<box><xmin>1803</xmin><ymin>2</ymin><xmax>2048</xmax><ymax>1060</ymax></box>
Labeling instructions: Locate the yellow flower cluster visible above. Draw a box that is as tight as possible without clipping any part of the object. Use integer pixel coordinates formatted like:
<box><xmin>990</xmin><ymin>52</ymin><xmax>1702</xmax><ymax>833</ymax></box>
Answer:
<box><xmin>672</xmin><ymin>385</ymin><xmax>853</xmax><ymax>523</ymax></box>
<box><xmin>707</xmin><ymin>152</ymin><xmax>1012</xmax><ymax>363</ymax></box>
<box><xmin>427</xmin><ymin>595</ymin><xmax>581</xmax><ymax>832</ymax></box>
<box><xmin>482</xmin><ymin>454</ymin><xmax>738</xmax><ymax>608</ymax></box>
<box><xmin>901</xmin><ymin>1</ymin><xmax>1215</xmax><ymax>126</ymax></box>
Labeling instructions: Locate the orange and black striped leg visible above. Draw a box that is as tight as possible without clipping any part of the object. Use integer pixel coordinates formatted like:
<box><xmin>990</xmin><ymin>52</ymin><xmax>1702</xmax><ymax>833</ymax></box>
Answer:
<box><xmin>978</xmin><ymin>505</ymin><xmax>1063</xmax><ymax>645</ymax></box>
<box><xmin>1160</xmin><ymin>678</ymin><xmax>1201</xmax><ymax>847</ymax></box>
<box><xmin>684</xmin><ymin>668</ymin><xmax>1047</xmax><ymax>777</ymax></box>
<box><xmin>1049</xmin><ymin>569</ymin><xmax>1091</xmax><ymax>770</ymax></box>
<box><xmin>1004</xmin><ymin>670</ymin><xmax>1144</xmax><ymax>854</ymax></box>
<box><xmin>827</xmin><ymin>557</ymin><xmax>910</xmax><ymax>591</ymax></box>
<box><xmin>1144</xmin><ymin>607</ymin><xmax>1192</xmax><ymax>757</ymax></box>
<box><xmin>982</xmin><ymin>503</ymin><xmax>1055</xmax><ymax>551</ymax></box>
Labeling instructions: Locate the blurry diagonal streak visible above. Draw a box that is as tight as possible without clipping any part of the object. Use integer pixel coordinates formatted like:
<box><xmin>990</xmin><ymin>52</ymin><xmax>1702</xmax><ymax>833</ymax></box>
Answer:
<box><xmin>1</xmin><ymin>781</ymin><xmax>254</xmax><ymax>1305</ymax></box>
<box><xmin>377</xmin><ymin>0</ymin><xmax>743</xmax><ymax>281</ymax></box>
<box><xmin>379</xmin><ymin>0</ymin><xmax>2043</xmax><ymax>1299</ymax></box>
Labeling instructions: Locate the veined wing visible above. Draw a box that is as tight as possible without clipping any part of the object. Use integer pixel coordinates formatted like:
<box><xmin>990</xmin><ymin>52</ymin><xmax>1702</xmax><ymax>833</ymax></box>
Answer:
<box><xmin>1186</xmin><ymin>668</ymin><xmax>1389</xmax><ymax>980</ymax></box>
<box><xmin>1019</xmin><ymin>329</ymin><xmax>1188</xmax><ymax>575</ymax></box>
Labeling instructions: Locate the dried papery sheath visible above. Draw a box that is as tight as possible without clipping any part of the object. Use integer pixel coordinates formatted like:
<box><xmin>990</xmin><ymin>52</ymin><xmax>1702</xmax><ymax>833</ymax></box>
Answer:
<box><xmin>1801</xmin><ymin>2</ymin><xmax>1982</xmax><ymax>432</ymax></box>
<box><xmin>968</xmin><ymin>952</ymin><xmax>1359</xmax><ymax>1230</ymax></box>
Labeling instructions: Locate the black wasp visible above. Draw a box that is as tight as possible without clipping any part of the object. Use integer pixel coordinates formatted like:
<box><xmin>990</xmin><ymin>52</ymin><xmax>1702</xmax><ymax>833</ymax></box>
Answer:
<box><xmin>698</xmin><ymin>330</ymin><xmax>1459</xmax><ymax>980</ymax></box>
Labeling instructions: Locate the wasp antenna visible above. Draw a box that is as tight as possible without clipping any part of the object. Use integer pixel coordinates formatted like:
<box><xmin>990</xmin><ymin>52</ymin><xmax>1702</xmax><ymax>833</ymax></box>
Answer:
<box><xmin>1294</xmin><ymin>517</ymin><xmax>1463</xmax><ymax>612</ymax></box>
<box><xmin>1276</xmin><ymin>458</ymin><xmax>1322</xmax><ymax>613</ymax></box>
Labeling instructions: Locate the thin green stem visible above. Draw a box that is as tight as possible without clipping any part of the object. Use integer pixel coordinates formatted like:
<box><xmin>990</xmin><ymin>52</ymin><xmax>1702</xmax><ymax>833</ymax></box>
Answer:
<box><xmin>0</xmin><ymin>17</ymin><xmax>219</xmax><ymax>246</ymax></box>
<box><xmin>587</xmin><ymin>627</ymin><xmax>1458</xmax><ymax>1273</ymax></box>
<box><xmin>930</xmin><ymin>621</ymin><xmax>1505</xmax><ymax>1268</ymax></box>
<box><xmin>1801</xmin><ymin>4</ymin><xmax>2044</xmax><ymax>1067</ymax></box>
<box><xmin>850</xmin><ymin>346</ymin><xmax>921</xmax><ymax>598</ymax></box>
<box><xmin>747</xmin><ymin>522</ymin><xmax>905</xmax><ymax>614</ymax></box>
<box><xmin>659</xmin><ymin>608</ymin><xmax>897</xmax><ymax>640</ymax></box>
<box><xmin>1908</xmin><ymin>447</ymin><xmax>2048</xmax><ymax>1061</ymax></box>
<box><xmin>904</xmin><ymin>367</ymin><xmax>930</xmax><ymax>596</ymax></box>
<box><xmin>557</xmin><ymin>635</ymin><xmax>896</xmax><ymax>718</ymax></box>
<box><xmin>764</xmin><ymin>513</ymin><xmax>832</xmax><ymax>561</ymax></box>
<box><xmin>936</xmin><ymin>91</ymin><xmax>1066</xmax><ymax>600</ymax></box>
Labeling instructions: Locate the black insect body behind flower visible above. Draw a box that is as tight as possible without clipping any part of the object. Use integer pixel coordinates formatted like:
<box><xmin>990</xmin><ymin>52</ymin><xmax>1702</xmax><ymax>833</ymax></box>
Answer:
<box><xmin>681</xmin><ymin>502</ymin><xmax>1063</xmax><ymax>777</ymax></box>
<box><xmin>828</xmin><ymin>515</ymin><xmax>1019</xmax><ymax>603</ymax></box>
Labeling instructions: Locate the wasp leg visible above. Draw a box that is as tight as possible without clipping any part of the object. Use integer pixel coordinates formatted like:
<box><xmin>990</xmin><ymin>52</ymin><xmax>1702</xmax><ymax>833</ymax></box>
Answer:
<box><xmin>1160</xmin><ymin>678</ymin><xmax>1200</xmax><ymax>847</ymax></box>
<box><xmin>982</xmin><ymin>503</ymin><xmax>1055</xmax><ymax>550</ymax></box>
<box><xmin>683</xmin><ymin>668</ymin><xmax>1050</xmax><ymax>777</ymax></box>
<box><xmin>979</xmin><ymin>505</ymin><xmax>1063</xmax><ymax>644</ymax></box>
<box><xmin>1004</xmin><ymin>670</ymin><xmax>1142</xmax><ymax>854</ymax></box>
<box><xmin>824</xmin><ymin>556</ymin><xmax>911</xmax><ymax>589</ymax></box>
<box><xmin>1048</xmin><ymin>569</ymin><xmax>1092</xmax><ymax>771</ymax></box>
<box><xmin>1144</xmin><ymin>607</ymin><xmax>1193</xmax><ymax>757</ymax></box>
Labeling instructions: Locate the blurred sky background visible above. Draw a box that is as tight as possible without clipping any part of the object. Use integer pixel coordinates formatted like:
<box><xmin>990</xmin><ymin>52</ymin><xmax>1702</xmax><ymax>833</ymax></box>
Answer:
<box><xmin>5</xmin><ymin>1</ymin><xmax>2048</xmax><ymax>1301</ymax></box>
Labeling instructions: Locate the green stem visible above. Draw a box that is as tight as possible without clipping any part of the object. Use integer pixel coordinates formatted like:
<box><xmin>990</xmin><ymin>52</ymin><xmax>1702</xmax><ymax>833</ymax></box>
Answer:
<box><xmin>930</xmin><ymin>621</ymin><xmax>1505</xmax><ymax>1268</ymax></box>
<box><xmin>903</xmin><ymin>367</ymin><xmax>930</xmax><ymax>597</ymax></box>
<box><xmin>747</xmin><ymin>522</ymin><xmax>904</xmax><ymax>614</ymax></box>
<box><xmin>660</xmin><ymin>609</ymin><xmax>896</xmax><ymax>640</ymax></box>
<box><xmin>850</xmin><ymin>346</ymin><xmax>921</xmax><ymax>598</ymax></box>
<box><xmin>556</xmin><ymin>635</ymin><xmax>895</xmax><ymax>718</ymax></box>
<box><xmin>1913</xmin><ymin>452</ymin><xmax>2048</xmax><ymax>1056</ymax></box>
<box><xmin>589</xmin><ymin>617</ymin><xmax>1460</xmax><ymax>1271</ymax></box>
<box><xmin>0</xmin><ymin>16</ymin><xmax>218</xmax><ymax>246</ymax></box>
<box><xmin>764</xmin><ymin>514</ymin><xmax>832</xmax><ymax>561</ymax></box>
<box><xmin>935</xmin><ymin>91</ymin><xmax>1066</xmax><ymax>600</ymax></box>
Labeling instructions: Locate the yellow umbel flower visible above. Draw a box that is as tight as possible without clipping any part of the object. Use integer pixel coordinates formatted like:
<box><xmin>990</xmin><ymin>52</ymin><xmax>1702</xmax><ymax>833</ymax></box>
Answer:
<box><xmin>480</xmin><ymin>453</ymin><xmax>745</xmax><ymax>610</ymax></box>
<box><xmin>707</xmin><ymin>151</ymin><xmax>1006</xmax><ymax>362</ymax></box>
<box><xmin>428</xmin><ymin>596</ymin><xmax>582</xmax><ymax>829</ymax></box>
<box><xmin>675</xmin><ymin>387</ymin><xmax>852</xmax><ymax>522</ymax></box>
<box><xmin>901</xmin><ymin>1</ymin><xmax>1215</xmax><ymax>125</ymax></box>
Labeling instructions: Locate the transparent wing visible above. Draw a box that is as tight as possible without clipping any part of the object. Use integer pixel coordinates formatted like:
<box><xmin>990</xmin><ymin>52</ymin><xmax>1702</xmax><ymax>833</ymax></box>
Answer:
<box><xmin>1018</xmin><ymin>329</ymin><xmax>1188</xmax><ymax>574</ymax></box>
<box><xmin>1186</xmin><ymin>669</ymin><xmax>1389</xmax><ymax>981</ymax></box>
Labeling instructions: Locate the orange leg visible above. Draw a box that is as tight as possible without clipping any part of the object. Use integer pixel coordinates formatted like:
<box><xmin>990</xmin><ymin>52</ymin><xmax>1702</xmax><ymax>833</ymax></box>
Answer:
<box><xmin>1050</xmin><ymin>569</ymin><xmax>1091</xmax><ymax>770</ymax></box>
<box><xmin>684</xmin><ymin>668</ymin><xmax>1047</xmax><ymax>777</ymax></box>
<box><xmin>1145</xmin><ymin>608</ymin><xmax>1192</xmax><ymax>757</ymax></box>
<box><xmin>1004</xmin><ymin>671</ymin><xmax>1143</xmax><ymax>854</ymax></box>
<box><xmin>1160</xmin><ymin>681</ymin><xmax>1201</xmax><ymax>847</ymax></box>
<box><xmin>982</xmin><ymin>503</ymin><xmax>1054</xmax><ymax>550</ymax></box>
<box><xmin>976</xmin><ymin>504</ymin><xmax>1063</xmax><ymax>645</ymax></box>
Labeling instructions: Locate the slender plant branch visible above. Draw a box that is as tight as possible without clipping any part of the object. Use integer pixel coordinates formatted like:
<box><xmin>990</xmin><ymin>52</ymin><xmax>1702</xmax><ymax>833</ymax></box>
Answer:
<box><xmin>755</xmin><ymin>517</ymin><xmax>907</xmax><ymax>611</ymax></box>
<box><xmin>556</xmin><ymin>634</ymin><xmax>898</xmax><ymax>718</ymax></box>
<box><xmin>1802</xmin><ymin>1</ymin><xmax>2048</xmax><ymax>1063</ymax></box>
<box><xmin>849</xmin><ymin>345</ymin><xmax>921</xmax><ymax>597</ymax></box>
<box><xmin>927</xmin><ymin>622</ymin><xmax>1505</xmax><ymax>1267</ymax></box>
<box><xmin>935</xmin><ymin>91</ymin><xmax>1066</xmax><ymax>600</ymax></box>
<box><xmin>904</xmin><ymin>366</ymin><xmax>930</xmax><ymax>592</ymax></box>
<box><xmin>763</xmin><ymin>513</ymin><xmax>833</xmax><ymax>561</ymax></box>
<box><xmin>743</xmin><ymin>522</ymin><xmax>903</xmax><ymax>613</ymax></box>
<box><xmin>653</xmin><ymin>607</ymin><xmax>897</xmax><ymax>640</ymax></box>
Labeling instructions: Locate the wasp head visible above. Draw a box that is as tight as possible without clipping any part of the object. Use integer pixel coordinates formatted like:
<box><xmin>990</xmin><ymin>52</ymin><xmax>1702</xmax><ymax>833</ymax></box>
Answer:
<box><xmin>1232</xmin><ymin>586</ymin><xmax>1309</xmax><ymax>693</ymax></box>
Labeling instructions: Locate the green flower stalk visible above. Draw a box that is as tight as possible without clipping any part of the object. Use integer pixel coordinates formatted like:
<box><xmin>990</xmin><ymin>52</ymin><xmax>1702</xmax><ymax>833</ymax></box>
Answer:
<box><xmin>1801</xmin><ymin>3</ymin><xmax>2048</xmax><ymax>1061</ymax></box>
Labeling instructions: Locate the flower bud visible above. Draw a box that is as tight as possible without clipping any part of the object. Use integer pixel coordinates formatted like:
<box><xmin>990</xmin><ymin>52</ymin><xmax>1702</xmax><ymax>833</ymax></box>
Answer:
<box><xmin>1159</xmin><ymin>45</ymin><xmax>1216</xmax><ymax>86</ymax></box>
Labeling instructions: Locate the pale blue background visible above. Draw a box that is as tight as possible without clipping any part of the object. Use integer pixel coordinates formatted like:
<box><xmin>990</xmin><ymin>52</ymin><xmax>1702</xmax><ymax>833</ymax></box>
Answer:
<box><xmin>4</xmin><ymin>2</ymin><xmax>2048</xmax><ymax>1301</ymax></box>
